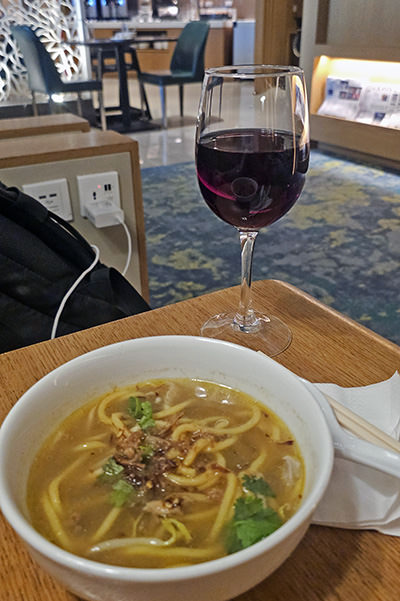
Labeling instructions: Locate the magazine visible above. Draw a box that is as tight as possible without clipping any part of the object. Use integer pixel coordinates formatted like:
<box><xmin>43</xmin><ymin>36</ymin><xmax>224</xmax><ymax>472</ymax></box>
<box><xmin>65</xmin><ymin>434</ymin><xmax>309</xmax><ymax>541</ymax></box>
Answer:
<box><xmin>317</xmin><ymin>76</ymin><xmax>400</xmax><ymax>129</ymax></box>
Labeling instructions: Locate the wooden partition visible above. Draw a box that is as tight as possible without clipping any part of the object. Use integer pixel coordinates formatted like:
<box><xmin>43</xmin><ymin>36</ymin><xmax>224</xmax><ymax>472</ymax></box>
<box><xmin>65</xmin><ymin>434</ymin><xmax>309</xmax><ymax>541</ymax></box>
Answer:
<box><xmin>0</xmin><ymin>114</ymin><xmax>90</xmax><ymax>140</ymax></box>
<box><xmin>0</xmin><ymin>130</ymin><xmax>149</xmax><ymax>301</ymax></box>
<box><xmin>254</xmin><ymin>0</ymin><xmax>300</xmax><ymax>66</ymax></box>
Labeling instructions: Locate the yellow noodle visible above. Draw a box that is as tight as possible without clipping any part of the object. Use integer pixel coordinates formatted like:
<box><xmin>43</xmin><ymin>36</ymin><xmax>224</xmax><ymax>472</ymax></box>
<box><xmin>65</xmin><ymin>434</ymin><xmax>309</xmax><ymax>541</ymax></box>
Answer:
<box><xmin>156</xmin><ymin>521</ymin><xmax>177</xmax><ymax>545</ymax></box>
<box><xmin>177</xmin><ymin>465</ymin><xmax>196</xmax><ymax>477</ymax></box>
<box><xmin>213</xmin><ymin>451</ymin><xmax>226</xmax><ymax>467</ymax></box>
<box><xmin>171</xmin><ymin>423</ymin><xmax>199</xmax><ymax>441</ymax></box>
<box><xmin>183</xmin><ymin>507</ymin><xmax>218</xmax><ymax>523</ymax></box>
<box><xmin>271</xmin><ymin>424</ymin><xmax>281</xmax><ymax>441</ymax></box>
<box><xmin>123</xmin><ymin>544</ymin><xmax>222</xmax><ymax>559</ymax></box>
<box><xmin>176</xmin><ymin>492</ymin><xmax>210</xmax><ymax>503</ymax></box>
<box><xmin>196</xmin><ymin>417</ymin><xmax>230</xmax><ymax>428</ymax></box>
<box><xmin>110</xmin><ymin>411</ymin><xmax>128</xmax><ymax>432</ymax></box>
<box><xmin>131</xmin><ymin>512</ymin><xmax>144</xmax><ymax>537</ymax></box>
<box><xmin>41</xmin><ymin>492</ymin><xmax>70</xmax><ymax>548</ymax></box>
<box><xmin>202</xmin><ymin>406</ymin><xmax>262</xmax><ymax>435</ymax></box>
<box><xmin>162</xmin><ymin>518</ymin><xmax>192</xmax><ymax>543</ymax></box>
<box><xmin>175</xmin><ymin>416</ymin><xmax>191</xmax><ymax>424</ymax></box>
<box><xmin>248</xmin><ymin>447</ymin><xmax>267</xmax><ymax>472</ymax></box>
<box><xmin>90</xmin><ymin>536</ymin><xmax>172</xmax><ymax>553</ymax></box>
<box><xmin>97</xmin><ymin>385</ymin><xmax>140</xmax><ymax>418</ymax></box>
<box><xmin>277</xmin><ymin>502</ymin><xmax>291</xmax><ymax>520</ymax></box>
<box><xmin>166</xmin><ymin>447</ymin><xmax>182</xmax><ymax>460</ymax></box>
<box><xmin>206</xmin><ymin>436</ymin><xmax>237</xmax><ymax>453</ymax></box>
<box><xmin>86</xmin><ymin>404</ymin><xmax>97</xmax><ymax>430</ymax></box>
<box><xmin>197</xmin><ymin>471</ymin><xmax>222</xmax><ymax>491</ymax></box>
<box><xmin>87</xmin><ymin>432</ymin><xmax>109</xmax><ymax>441</ymax></box>
<box><xmin>97</xmin><ymin>390</ymin><xmax>126</xmax><ymax>425</ymax></box>
<box><xmin>207</xmin><ymin>472</ymin><xmax>238</xmax><ymax>542</ymax></box>
<box><xmin>92</xmin><ymin>506</ymin><xmax>122</xmax><ymax>542</ymax></box>
<box><xmin>153</xmin><ymin>399</ymin><xmax>192</xmax><ymax>419</ymax></box>
<box><xmin>90</xmin><ymin>538</ymin><xmax>222</xmax><ymax>560</ymax></box>
<box><xmin>165</xmin><ymin>468</ymin><xmax>217</xmax><ymax>488</ymax></box>
<box><xmin>171</xmin><ymin>406</ymin><xmax>260</xmax><ymax>440</ymax></box>
<box><xmin>183</xmin><ymin>438</ymin><xmax>210</xmax><ymax>467</ymax></box>
<box><xmin>48</xmin><ymin>455</ymin><xmax>87</xmax><ymax>513</ymax></box>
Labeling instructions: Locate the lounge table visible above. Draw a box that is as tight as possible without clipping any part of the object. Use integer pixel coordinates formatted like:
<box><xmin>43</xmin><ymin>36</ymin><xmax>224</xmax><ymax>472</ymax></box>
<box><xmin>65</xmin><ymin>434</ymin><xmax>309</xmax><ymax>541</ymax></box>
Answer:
<box><xmin>0</xmin><ymin>279</ymin><xmax>399</xmax><ymax>601</ymax></box>
<box><xmin>68</xmin><ymin>35</ymin><xmax>176</xmax><ymax>133</ymax></box>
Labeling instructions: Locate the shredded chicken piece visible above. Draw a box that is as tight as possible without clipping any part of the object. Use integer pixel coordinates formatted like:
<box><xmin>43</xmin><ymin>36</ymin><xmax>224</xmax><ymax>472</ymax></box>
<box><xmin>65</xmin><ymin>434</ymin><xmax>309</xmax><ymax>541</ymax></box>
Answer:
<box><xmin>163</xmin><ymin>382</ymin><xmax>180</xmax><ymax>407</ymax></box>
<box><xmin>144</xmin><ymin>496</ymin><xmax>183</xmax><ymax>517</ymax></box>
<box><xmin>281</xmin><ymin>455</ymin><xmax>301</xmax><ymax>485</ymax></box>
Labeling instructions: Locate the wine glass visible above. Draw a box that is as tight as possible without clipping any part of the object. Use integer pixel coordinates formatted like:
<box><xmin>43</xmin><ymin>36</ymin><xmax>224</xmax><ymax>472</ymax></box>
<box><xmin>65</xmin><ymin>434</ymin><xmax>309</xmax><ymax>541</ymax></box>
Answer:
<box><xmin>195</xmin><ymin>65</ymin><xmax>310</xmax><ymax>356</ymax></box>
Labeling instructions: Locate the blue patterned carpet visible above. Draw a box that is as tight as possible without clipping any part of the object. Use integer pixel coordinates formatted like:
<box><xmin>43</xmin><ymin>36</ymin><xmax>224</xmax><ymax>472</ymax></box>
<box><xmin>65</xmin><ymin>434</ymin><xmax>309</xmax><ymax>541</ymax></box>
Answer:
<box><xmin>141</xmin><ymin>150</ymin><xmax>400</xmax><ymax>346</ymax></box>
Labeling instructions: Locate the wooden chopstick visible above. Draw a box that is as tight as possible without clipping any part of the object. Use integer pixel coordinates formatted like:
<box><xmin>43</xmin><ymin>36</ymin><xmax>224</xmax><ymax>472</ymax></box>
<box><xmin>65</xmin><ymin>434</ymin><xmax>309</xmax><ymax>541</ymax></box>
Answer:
<box><xmin>255</xmin><ymin>351</ymin><xmax>400</xmax><ymax>453</ymax></box>
<box><xmin>321</xmin><ymin>391</ymin><xmax>400</xmax><ymax>454</ymax></box>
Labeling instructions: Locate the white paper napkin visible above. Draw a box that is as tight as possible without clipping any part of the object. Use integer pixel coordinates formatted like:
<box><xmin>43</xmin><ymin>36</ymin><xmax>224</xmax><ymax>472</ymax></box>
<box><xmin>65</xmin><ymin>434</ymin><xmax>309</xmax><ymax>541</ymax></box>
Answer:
<box><xmin>311</xmin><ymin>372</ymin><xmax>400</xmax><ymax>536</ymax></box>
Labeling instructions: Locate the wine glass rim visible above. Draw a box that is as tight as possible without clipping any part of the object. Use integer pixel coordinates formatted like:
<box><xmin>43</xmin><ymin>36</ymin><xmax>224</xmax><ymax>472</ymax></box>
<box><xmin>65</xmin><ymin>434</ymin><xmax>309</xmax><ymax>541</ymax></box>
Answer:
<box><xmin>204</xmin><ymin>65</ymin><xmax>304</xmax><ymax>78</ymax></box>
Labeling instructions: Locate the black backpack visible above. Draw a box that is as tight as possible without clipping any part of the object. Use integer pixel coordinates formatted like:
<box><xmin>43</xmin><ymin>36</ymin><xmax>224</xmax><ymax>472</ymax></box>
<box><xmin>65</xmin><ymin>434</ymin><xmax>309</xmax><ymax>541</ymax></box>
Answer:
<box><xmin>0</xmin><ymin>181</ymin><xmax>150</xmax><ymax>353</ymax></box>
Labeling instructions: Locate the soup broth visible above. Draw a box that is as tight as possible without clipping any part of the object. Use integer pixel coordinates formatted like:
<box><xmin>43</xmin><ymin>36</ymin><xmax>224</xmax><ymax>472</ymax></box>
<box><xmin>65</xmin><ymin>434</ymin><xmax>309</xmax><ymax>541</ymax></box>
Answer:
<box><xmin>27</xmin><ymin>378</ymin><xmax>305</xmax><ymax>568</ymax></box>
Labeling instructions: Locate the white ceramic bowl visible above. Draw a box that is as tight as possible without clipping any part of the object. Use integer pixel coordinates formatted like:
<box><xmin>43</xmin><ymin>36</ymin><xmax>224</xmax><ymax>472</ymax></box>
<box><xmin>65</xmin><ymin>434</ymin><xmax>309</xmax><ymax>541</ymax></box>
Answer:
<box><xmin>0</xmin><ymin>336</ymin><xmax>334</xmax><ymax>601</ymax></box>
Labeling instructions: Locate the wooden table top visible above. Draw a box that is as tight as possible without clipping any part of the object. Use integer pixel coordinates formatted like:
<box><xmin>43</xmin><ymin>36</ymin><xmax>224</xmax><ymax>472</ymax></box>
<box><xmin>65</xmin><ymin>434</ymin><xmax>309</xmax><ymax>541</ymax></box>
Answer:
<box><xmin>1</xmin><ymin>279</ymin><xmax>399</xmax><ymax>601</ymax></box>
<box><xmin>0</xmin><ymin>114</ymin><xmax>90</xmax><ymax>140</ymax></box>
<box><xmin>0</xmin><ymin>129</ymin><xmax>137</xmax><ymax>169</ymax></box>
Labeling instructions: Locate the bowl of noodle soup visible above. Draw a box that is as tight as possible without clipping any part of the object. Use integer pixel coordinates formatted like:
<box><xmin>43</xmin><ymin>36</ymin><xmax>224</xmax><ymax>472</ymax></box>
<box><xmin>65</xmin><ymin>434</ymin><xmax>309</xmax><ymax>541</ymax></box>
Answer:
<box><xmin>0</xmin><ymin>336</ymin><xmax>333</xmax><ymax>601</ymax></box>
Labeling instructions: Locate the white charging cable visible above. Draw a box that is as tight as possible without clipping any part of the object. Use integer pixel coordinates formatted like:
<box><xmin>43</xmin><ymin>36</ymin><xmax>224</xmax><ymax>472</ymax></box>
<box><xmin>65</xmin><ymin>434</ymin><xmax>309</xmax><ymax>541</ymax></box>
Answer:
<box><xmin>118</xmin><ymin>217</ymin><xmax>132</xmax><ymax>276</ymax></box>
<box><xmin>51</xmin><ymin>245</ymin><xmax>100</xmax><ymax>340</ymax></box>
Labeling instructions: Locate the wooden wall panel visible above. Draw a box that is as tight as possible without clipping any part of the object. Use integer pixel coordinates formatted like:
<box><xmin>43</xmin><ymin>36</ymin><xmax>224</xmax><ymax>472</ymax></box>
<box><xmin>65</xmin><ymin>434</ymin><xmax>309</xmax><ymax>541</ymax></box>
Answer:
<box><xmin>326</xmin><ymin>0</ymin><xmax>400</xmax><ymax>48</ymax></box>
<box><xmin>254</xmin><ymin>0</ymin><xmax>298</xmax><ymax>66</ymax></box>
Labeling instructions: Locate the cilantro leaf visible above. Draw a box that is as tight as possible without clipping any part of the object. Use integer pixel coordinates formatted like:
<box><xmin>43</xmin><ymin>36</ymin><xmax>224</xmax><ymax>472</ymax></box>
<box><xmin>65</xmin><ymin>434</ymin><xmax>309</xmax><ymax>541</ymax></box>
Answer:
<box><xmin>110</xmin><ymin>479</ymin><xmax>135</xmax><ymax>507</ymax></box>
<box><xmin>128</xmin><ymin>396</ymin><xmax>143</xmax><ymax>419</ymax></box>
<box><xmin>242</xmin><ymin>475</ymin><xmax>275</xmax><ymax>498</ymax></box>
<box><xmin>234</xmin><ymin>511</ymin><xmax>282</xmax><ymax>549</ymax></box>
<box><xmin>98</xmin><ymin>457</ymin><xmax>124</xmax><ymax>482</ymax></box>
<box><xmin>225</xmin><ymin>495</ymin><xmax>282</xmax><ymax>554</ymax></box>
<box><xmin>234</xmin><ymin>495</ymin><xmax>264</xmax><ymax>520</ymax></box>
<box><xmin>138</xmin><ymin>401</ymin><xmax>156</xmax><ymax>430</ymax></box>
<box><xmin>128</xmin><ymin>397</ymin><xmax>155</xmax><ymax>430</ymax></box>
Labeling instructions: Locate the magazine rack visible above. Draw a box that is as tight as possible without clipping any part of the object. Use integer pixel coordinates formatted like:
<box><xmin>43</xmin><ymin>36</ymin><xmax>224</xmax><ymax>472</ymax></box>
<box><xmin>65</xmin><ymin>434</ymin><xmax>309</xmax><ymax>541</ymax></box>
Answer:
<box><xmin>301</xmin><ymin>0</ymin><xmax>400</xmax><ymax>164</ymax></box>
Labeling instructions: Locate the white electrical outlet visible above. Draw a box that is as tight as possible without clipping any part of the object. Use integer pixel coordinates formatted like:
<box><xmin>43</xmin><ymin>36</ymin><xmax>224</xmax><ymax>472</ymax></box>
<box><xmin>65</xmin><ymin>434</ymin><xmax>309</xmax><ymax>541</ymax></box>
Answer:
<box><xmin>76</xmin><ymin>171</ymin><xmax>121</xmax><ymax>218</ymax></box>
<box><xmin>22</xmin><ymin>178</ymin><xmax>72</xmax><ymax>221</ymax></box>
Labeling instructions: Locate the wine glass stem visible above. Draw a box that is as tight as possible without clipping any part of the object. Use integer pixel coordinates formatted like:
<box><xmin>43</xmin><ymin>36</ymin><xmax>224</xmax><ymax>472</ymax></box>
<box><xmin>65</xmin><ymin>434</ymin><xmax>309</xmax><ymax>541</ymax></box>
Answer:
<box><xmin>234</xmin><ymin>230</ymin><xmax>259</xmax><ymax>331</ymax></box>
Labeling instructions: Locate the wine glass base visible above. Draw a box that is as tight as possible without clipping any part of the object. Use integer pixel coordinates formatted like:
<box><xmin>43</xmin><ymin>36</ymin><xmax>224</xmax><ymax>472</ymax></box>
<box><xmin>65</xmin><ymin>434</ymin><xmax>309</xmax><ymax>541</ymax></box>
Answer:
<box><xmin>200</xmin><ymin>311</ymin><xmax>292</xmax><ymax>357</ymax></box>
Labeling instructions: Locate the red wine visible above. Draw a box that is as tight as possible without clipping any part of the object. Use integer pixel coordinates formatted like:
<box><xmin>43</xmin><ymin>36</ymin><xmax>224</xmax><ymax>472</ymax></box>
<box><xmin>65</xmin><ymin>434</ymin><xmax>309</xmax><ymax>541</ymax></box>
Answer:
<box><xmin>196</xmin><ymin>129</ymin><xmax>309</xmax><ymax>230</ymax></box>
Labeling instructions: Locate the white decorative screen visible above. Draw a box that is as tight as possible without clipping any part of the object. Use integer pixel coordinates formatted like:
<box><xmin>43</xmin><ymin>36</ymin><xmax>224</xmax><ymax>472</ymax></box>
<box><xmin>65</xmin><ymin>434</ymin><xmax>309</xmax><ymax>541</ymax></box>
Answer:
<box><xmin>0</xmin><ymin>0</ymin><xmax>84</xmax><ymax>103</ymax></box>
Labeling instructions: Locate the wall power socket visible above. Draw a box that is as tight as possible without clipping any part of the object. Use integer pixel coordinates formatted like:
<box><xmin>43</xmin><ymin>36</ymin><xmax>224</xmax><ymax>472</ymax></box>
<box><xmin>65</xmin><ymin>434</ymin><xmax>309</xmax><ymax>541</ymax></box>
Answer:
<box><xmin>76</xmin><ymin>171</ymin><xmax>121</xmax><ymax>218</ymax></box>
<box><xmin>22</xmin><ymin>178</ymin><xmax>72</xmax><ymax>221</ymax></box>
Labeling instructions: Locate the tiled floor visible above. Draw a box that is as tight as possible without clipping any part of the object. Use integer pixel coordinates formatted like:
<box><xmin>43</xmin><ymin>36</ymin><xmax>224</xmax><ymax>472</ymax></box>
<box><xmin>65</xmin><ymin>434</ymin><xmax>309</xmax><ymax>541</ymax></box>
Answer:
<box><xmin>102</xmin><ymin>76</ymin><xmax>201</xmax><ymax>168</ymax></box>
